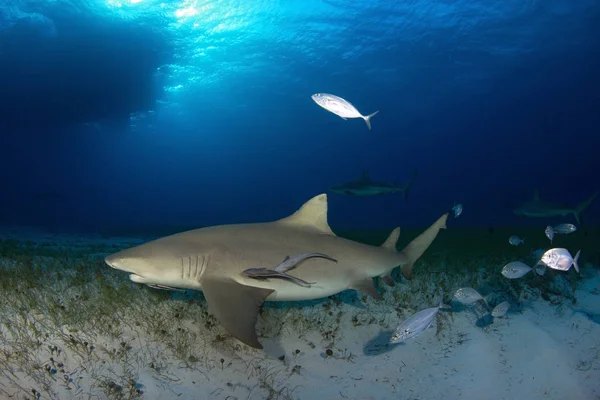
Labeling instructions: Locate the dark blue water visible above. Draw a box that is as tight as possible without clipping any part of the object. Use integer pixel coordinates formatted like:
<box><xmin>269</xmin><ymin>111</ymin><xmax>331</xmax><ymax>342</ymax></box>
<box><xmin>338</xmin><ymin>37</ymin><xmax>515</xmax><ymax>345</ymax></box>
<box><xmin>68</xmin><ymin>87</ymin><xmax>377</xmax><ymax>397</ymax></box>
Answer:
<box><xmin>1</xmin><ymin>0</ymin><xmax>599</xmax><ymax>233</ymax></box>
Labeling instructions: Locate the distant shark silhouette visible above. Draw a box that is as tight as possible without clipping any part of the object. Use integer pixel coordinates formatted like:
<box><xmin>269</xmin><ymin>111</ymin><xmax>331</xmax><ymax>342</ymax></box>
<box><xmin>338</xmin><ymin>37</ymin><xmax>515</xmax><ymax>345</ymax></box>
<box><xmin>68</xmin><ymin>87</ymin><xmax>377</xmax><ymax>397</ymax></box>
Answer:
<box><xmin>330</xmin><ymin>170</ymin><xmax>418</xmax><ymax>200</ymax></box>
<box><xmin>105</xmin><ymin>193</ymin><xmax>447</xmax><ymax>349</ymax></box>
<box><xmin>514</xmin><ymin>190</ymin><xmax>598</xmax><ymax>224</ymax></box>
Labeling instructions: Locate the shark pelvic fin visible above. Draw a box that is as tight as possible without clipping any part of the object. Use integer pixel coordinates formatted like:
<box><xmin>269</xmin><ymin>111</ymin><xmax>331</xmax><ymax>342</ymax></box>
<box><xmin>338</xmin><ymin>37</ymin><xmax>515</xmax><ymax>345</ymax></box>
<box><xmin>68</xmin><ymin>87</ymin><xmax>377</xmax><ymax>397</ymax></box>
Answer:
<box><xmin>351</xmin><ymin>278</ymin><xmax>382</xmax><ymax>300</ymax></box>
<box><xmin>399</xmin><ymin>212</ymin><xmax>449</xmax><ymax>280</ymax></box>
<box><xmin>277</xmin><ymin>194</ymin><xmax>335</xmax><ymax>235</ymax></box>
<box><xmin>202</xmin><ymin>278</ymin><xmax>274</xmax><ymax>349</ymax></box>
<box><xmin>381</xmin><ymin>227</ymin><xmax>400</xmax><ymax>251</ymax></box>
<box><xmin>381</xmin><ymin>274</ymin><xmax>396</xmax><ymax>287</ymax></box>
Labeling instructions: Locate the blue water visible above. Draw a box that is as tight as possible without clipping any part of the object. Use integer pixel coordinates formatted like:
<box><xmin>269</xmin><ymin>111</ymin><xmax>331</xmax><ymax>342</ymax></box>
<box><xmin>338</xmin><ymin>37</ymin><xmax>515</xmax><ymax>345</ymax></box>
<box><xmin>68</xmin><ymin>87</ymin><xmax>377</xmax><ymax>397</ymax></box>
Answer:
<box><xmin>1</xmin><ymin>0</ymin><xmax>599</xmax><ymax>232</ymax></box>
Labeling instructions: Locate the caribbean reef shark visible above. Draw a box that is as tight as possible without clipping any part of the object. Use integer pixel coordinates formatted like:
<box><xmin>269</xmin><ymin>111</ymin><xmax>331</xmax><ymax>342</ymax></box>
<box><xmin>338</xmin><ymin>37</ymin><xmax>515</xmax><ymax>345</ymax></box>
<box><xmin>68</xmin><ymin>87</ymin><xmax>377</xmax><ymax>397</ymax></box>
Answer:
<box><xmin>330</xmin><ymin>170</ymin><xmax>418</xmax><ymax>200</ymax></box>
<box><xmin>514</xmin><ymin>190</ymin><xmax>598</xmax><ymax>224</ymax></box>
<box><xmin>105</xmin><ymin>193</ymin><xmax>447</xmax><ymax>349</ymax></box>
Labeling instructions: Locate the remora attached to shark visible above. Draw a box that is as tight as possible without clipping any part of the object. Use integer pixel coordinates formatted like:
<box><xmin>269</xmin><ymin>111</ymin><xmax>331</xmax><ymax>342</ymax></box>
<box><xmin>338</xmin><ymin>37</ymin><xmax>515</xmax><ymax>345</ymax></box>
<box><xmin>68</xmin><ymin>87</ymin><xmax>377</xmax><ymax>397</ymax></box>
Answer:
<box><xmin>105</xmin><ymin>194</ymin><xmax>447</xmax><ymax>349</ymax></box>
<box><xmin>330</xmin><ymin>170</ymin><xmax>418</xmax><ymax>200</ymax></box>
<box><xmin>514</xmin><ymin>190</ymin><xmax>598</xmax><ymax>224</ymax></box>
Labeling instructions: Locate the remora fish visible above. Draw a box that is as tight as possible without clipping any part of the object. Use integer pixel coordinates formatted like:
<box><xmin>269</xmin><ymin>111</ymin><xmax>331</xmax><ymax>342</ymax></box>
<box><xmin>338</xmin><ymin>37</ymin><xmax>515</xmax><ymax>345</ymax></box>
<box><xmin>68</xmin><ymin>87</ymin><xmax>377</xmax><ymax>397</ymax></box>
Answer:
<box><xmin>513</xmin><ymin>190</ymin><xmax>598</xmax><ymax>224</ymax></box>
<box><xmin>330</xmin><ymin>170</ymin><xmax>418</xmax><ymax>200</ymax></box>
<box><xmin>242</xmin><ymin>268</ymin><xmax>316</xmax><ymax>287</ymax></box>
<box><xmin>311</xmin><ymin>93</ymin><xmax>379</xmax><ymax>130</ymax></box>
<box><xmin>390</xmin><ymin>292</ymin><xmax>451</xmax><ymax>343</ymax></box>
<box><xmin>105</xmin><ymin>194</ymin><xmax>448</xmax><ymax>349</ymax></box>
<box><xmin>274</xmin><ymin>253</ymin><xmax>337</xmax><ymax>273</ymax></box>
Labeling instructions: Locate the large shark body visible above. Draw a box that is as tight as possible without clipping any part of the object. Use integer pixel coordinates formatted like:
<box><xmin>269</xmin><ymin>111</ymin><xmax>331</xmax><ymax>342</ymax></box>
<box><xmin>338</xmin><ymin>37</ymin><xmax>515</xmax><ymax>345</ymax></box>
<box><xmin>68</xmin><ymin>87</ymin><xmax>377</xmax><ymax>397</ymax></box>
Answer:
<box><xmin>514</xmin><ymin>190</ymin><xmax>598</xmax><ymax>224</ymax></box>
<box><xmin>330</xmin><ymin>170</ymin><xmax>418</xmax><ymax>200</ymax></box>
<box><xmin>105</xmin><ymin>194</ymin><xmax>447</xmax><ymax>349</ymax></box>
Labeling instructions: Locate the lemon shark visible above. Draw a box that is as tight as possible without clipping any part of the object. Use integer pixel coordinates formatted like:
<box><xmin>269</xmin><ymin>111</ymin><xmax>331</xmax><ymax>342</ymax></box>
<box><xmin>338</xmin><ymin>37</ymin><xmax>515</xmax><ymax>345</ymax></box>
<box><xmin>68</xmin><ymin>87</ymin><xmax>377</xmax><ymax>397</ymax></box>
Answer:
<box><xmin>105</xmin><ymin>194</ymin><xmax>448</xmax><ymax>349</ymax></box>
<box><xmin>514</xmin><ymin>190</ymin><xmax>598</xmax><ymax>224</ymax></box>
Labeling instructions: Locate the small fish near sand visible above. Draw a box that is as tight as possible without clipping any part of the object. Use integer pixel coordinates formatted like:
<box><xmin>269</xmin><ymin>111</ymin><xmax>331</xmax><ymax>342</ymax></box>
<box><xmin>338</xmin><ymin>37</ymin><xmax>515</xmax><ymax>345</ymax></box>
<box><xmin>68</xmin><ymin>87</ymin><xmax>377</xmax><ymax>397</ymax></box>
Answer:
<box><xmin>242</xmin><ymin>268</ymin><xmax>316</xmax><ymax>287</ymax></box>
<box><xmin>545</xmin><ymin>226</ymin><xmax>554</xmax><ymax>243</ymax></box>
<box><xmin>452</xmin><ymin>203</ymin><xmax>463</xmax><ymax>218</ymax></box>
<box><xmin>274</xmin><ymin>253</ymin><xmax>337</xmax><ymax>273</ymax></box>
<box><xmin>453</xmin><ymin>287</ymin><xmax>485</xmax><ymax>306</ymax></box>
<box><xmin>538</xmin><ymin>248</ymin><xmax>581</xmax><ymax>273</ymax></box>
<box><xmin>501</xmin><ymin>261</ymin><xmax>533</xmax><ymax>279</ymax></box>
<box><xmin>311</xmin><ymin>93</ymin><xmax>379</xmax><ymax>130</ymax></box>
<box><xmin>390</xmin><ymin>292</ymin><xmax>451</xmax><ymax>343</ymax></box>
<box><xmin>491</xmin><ymin>301</ymin><xmax>510</xmax><ymax>318</ymax></box>
<box><xmin>553</xmin><ymin>223</ymin><xmax>577</xmax><ymax>235</ymax></box>
<box><xmin>509</xmin><ymin>236</ymin><xmax>525</xmax><ymax>246</ymax></box>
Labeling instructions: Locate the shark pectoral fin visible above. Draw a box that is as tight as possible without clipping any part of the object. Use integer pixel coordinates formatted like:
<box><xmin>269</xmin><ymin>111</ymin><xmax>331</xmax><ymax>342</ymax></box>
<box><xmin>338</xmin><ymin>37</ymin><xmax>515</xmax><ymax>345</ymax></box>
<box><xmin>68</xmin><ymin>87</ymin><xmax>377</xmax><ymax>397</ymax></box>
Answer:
<box><xmin>381</xmin><ymin>275</ymin><xmax>396</xmax><ymax>287</ymax></box>
<box><xmin>351</xmin><ymin>278</ymin><xmax>382</xmax><ymax>300</ymax></box>
<box><xmin>202</xmin><ymin>278</ymin><xmax>274</xmax><ymax>349</ymax></box>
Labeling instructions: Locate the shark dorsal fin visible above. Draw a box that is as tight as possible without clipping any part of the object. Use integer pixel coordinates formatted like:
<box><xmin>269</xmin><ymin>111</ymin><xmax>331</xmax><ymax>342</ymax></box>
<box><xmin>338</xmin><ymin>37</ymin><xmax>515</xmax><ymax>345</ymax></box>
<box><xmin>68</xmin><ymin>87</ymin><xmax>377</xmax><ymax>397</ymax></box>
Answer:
<box><xmin>360</xmin><ymin>170</ymin><xmax>370</xmax><ymax>181</ymax></box>
<box><xmin>532</xmin><ymin>190</ymin><xmax>540</xmax><ymax>201</ymax></box>
<box><xmin>381</xmin><ymin>227</ymin><xmax>400</xmax><ymax>251</ymax></box>
<box><xmin>277</xmin><ymin>194</ymin><xmax>335</xmax><ymax>235</ymax></box>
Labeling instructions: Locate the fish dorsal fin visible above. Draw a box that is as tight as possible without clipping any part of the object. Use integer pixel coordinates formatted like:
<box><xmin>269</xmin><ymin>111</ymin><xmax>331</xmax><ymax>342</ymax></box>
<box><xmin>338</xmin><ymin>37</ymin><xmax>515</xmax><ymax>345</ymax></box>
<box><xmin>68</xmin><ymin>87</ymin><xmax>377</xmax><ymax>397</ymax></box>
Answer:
<box><xmin>360</xmin><ymin>170</ymin><xmax>370</xmax><ymax>181</ymax></box>
<box><xmin>532</xmin><ymin>190</ymin><xmax>540</xmax><ymax>201</ymax></box>
<box><xmin>381</xmin><ymin>227</ymin><xmax>400</xmax><ymax>251</ymax></box>
<box><xmin>277</xmin><ymin>194</ymin><xmax>335</xmax><ymax>235</ymax></box>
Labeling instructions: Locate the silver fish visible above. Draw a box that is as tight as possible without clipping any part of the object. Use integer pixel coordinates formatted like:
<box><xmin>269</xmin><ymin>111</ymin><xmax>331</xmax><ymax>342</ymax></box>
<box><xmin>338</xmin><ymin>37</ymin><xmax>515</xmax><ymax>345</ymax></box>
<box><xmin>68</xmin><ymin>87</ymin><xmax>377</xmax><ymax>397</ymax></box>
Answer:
<box><xmin>274</xmin><ymin>253</ymin><xmax>337</xmax><ymax>273</ymax></box>
<box><xmin>242</xmin><ymin>268</ymin><xmax>316</xmax><ymax>287</ymax></box>
<box><xmin>509</xmin><ymin>236</ymin><xmax>525</xmax><ymax>246</ymax></box>
<box><xmin>545</xmin><ymin>226</ymin><xmax>554</xmax><ymax>243</ymax></box>
<box><xmin>553</xmin><ymin>223</ymin><xmax>577</xmax><ymax>235</ymax></box>
<box><xmin>311</xmin><ymin>93</ymin><xmax>379</xmax><ymax>130</ymax></box>
<box><xmin>452</xmin><ymin>203</ymin><xmax>463</xmax><ymax>218</ymax></box>
<box><xmin>501</xmin><ymin>261</ymin><xmax>532</xmax><ymax>279</ymax></box>
<box><xmin>390</xmin><ymin>293</ymin><xmax>450</xmax><ymax>343</ymax></box>
<box><xmin>491</xmin><ymin>301</ymin><xmax>510</xmax><ymax>318</ymax></box>
<box><xmin>538</xmin><ymin>248</ymin><xmax>580</xmax><ymax>273</ymax></box>
<box><xmin>453</xmin><ymin>287</ymin><xmax>485</xmax><ymax>305</ymax></box>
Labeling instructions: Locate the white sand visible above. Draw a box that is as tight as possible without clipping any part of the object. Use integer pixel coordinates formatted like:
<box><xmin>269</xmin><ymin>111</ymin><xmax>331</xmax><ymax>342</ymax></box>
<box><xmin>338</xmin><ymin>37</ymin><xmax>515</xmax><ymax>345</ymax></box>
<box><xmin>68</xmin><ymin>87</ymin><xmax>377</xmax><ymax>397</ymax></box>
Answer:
<box><xmin>0</xmin><ymin>227</ymin><xmax>598</xmax><ymax>399</ymax></box>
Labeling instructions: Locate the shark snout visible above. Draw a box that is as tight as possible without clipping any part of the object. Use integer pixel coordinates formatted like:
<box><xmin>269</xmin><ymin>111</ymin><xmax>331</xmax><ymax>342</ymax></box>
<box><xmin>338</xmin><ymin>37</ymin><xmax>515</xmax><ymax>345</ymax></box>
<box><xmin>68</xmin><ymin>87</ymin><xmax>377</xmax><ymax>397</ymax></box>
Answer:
<box><xmin>105</xmin><ymin>254</ymin><xmax>125</xmax><ymax>270</ymax></box>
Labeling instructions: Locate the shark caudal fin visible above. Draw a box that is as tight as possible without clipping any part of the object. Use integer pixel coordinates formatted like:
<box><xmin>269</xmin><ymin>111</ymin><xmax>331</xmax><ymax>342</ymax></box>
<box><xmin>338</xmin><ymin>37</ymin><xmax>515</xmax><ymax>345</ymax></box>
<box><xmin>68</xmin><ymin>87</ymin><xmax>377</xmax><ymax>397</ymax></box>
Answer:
<box><xmin>363</xmin><ymin>110</ymin><xmax>379</xmax><ymax>130</ymax></box>
<box><xmin>574</xmin><ymin>191</ymin><xmax>598</xmax><ymax>224</ymax></box>
<box><xmin>402</xmin><ymin>169</ymin><xmax>418</xmax><ymax>201</ymax></box>
<box><xmin>399</xmin><ymin>213</ymin><xmax>448</xmax><ymax>280</ymax></box>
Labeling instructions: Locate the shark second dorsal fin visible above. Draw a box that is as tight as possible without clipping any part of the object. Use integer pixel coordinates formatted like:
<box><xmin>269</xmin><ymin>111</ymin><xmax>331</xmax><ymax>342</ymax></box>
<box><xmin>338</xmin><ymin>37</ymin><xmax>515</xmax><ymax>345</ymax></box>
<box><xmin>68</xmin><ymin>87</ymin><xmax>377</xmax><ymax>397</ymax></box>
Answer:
<box><xmin>381</xmin><ymin>227</ymin><xmax>400</xmax><ymax>251</ymax></box>
<box><xmin>277</xmin><ymin>194</ymin><xmax>335</xmax><ymax>235</ymax></box>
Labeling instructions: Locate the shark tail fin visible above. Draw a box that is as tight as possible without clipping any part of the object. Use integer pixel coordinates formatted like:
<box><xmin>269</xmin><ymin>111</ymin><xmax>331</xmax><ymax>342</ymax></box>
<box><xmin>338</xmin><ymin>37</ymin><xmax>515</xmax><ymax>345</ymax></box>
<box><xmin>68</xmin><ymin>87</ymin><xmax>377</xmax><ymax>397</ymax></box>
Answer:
<box><xmin>399</xmin><ymin>213</ymin><xmax>448</xmax><ymax>280</ymax></box>
<box><xmin>573</xmin><ymin>250</ymin><xmax>580</xmax><ymax>273</ymax></box>
<box><xmin>403</xmin><ymin>169</ymin><xmax>418</xmax><ymax>201</ymax></box>
<box><xmin>574</xmin><ymin>191</ymin><xmax>598</xmax><ymax>224</ymax></box>
<box><xmin>363</xmin><ymin>110</ymin><xmax>379</xmax><ymax>130</ymax></box>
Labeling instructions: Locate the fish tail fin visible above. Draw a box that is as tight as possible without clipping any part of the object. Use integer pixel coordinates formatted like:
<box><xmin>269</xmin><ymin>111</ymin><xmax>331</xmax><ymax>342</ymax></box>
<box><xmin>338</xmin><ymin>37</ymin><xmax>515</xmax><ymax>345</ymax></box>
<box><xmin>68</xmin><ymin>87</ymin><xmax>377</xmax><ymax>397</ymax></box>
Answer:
<box><xmin>363</xmin><ymin>110</ymin><xmax>379</xmax><ymax>130</ymax></box>
<box><xmin>402</xmin><ymin>169</ymin><xmax>418</xmax><ymax>201</ymax></box>
<box><xmin>573</xmin><ymin>250</ymin><xmax>580</xmax><ymax>273</ymax></box>
<box><xmin>574</xmin><ymin>191</ymin><xmax>598</xmax><ymax>224</ymax></box>
<box><xmin>399</xmin><ymin>213</ymin><xmax>448</xmax><ymax>280</ymax></box>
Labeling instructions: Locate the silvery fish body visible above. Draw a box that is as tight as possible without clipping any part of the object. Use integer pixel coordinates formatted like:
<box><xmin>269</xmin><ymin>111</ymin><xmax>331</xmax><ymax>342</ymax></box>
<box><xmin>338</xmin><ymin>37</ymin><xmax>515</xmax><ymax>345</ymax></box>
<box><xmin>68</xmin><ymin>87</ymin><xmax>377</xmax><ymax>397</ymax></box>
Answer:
<box><xmin>509</xmin><ymin>236</ymin><xmax>524</xmax><ymax>246</ymax></box>
<box><xmin>545</xmin><ymin>226</ymin><xmax>554</xmax><ymax>243</ymax></box>
<box><xmin>491</xmin><ymin>301</ymin><xmax>510</xmax><ymax>317</ymax></box>
<box><xmin>390</xmin><ymin>297</ymin><xmax>449</xmax><ymax>343</ymax></box>
<box><xmin>553</xmin><ymin>223</ymin><xmax>577</xmax><ymax>235</ymax></box>
<box><xmin>501</xmin><ymin>261</ymin><xmax>532</xmax><ymax>279</ymax></box>
<box><xmin>311</xmin><ymin>93</ymin><xmax>379</xmax><ymax>130</ymax></box>
<box><xmin>452</xmin><ymin>204</ymin><xmax>463</xmax><ymax>218</ymax></box>
<box><xmin>453</xmin><ymin>287</ymin><xmax>484</xmax><ymax>305</ymax></box>
<box><xmin>539</xmin><ymin>248</ymin><xmax>580</xmax><ymax>273</ymax></box>
<box><xmin>274</xmin><ymin>253</ymin><xmax>337</xmax><ymax>273</ymax></box>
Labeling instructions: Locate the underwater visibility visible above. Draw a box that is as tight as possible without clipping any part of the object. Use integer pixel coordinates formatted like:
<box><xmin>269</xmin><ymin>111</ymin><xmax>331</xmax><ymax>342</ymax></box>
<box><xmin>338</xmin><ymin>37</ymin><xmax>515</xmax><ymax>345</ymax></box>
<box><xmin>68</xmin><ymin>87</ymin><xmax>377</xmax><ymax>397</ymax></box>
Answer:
<box><xmin>1</xmin><ymin>1</ymin><xmax>600</xmax><ymax>399</ymax></box>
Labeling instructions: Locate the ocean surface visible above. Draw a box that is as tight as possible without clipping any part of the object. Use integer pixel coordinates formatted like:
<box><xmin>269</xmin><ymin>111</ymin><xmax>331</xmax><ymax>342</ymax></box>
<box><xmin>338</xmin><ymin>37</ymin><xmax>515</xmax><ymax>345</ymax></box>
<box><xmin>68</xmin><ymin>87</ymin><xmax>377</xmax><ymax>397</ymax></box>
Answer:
<box><xmin>1</xmin><ymin>1</ymin><xmax>599</xmax><ymax>399</ymax></box>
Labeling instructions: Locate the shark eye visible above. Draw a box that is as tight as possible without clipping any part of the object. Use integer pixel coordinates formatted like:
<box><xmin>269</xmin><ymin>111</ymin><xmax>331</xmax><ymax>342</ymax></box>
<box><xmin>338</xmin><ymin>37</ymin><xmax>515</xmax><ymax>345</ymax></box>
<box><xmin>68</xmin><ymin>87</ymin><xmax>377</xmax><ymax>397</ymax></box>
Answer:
<box><xmin>404</xmin><ymin>329</ymin><xmax>411</xmax><ymax>334</ymax></box>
